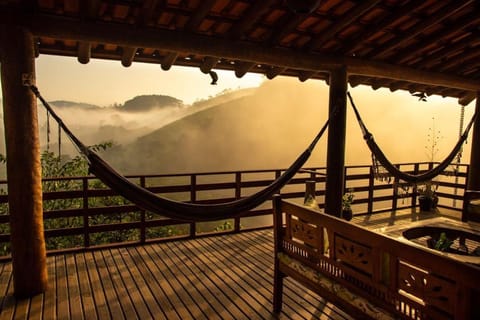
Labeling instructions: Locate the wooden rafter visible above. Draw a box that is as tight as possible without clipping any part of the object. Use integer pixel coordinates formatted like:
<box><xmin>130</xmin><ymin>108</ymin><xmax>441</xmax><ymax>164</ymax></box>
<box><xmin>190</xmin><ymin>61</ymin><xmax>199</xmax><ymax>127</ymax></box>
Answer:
<box><xmin>121</xmin><ymin>46</ymin><xmax>137</xmax><ymax>67</ymax></box>
<box><xmin>306</xmin><ymin>0</ymin><xmax>382</xmax><ymax>52</ymax></box>
<box><xmin>184</xmin><ymin>0</ymin><xmax>217</xmax><ymax>32</ymax></box>
<box><xmin>79</xmin><ymin>0</ymin><xmax>101</xmax><ymax>20</ymax></box>
<box><xmin>161</xmin><ymin>51</ymin><xmax>178</xmax><ymax>71</ymax></box>
<box><xmin>234</xmin><ymin>61</ymin><xmax>255</xmax><ymax>78</ymax></box>
<box><xmin>341</xmin><ymin>1</ymin><xmax>431</xmax><ymax>55</ymax></box>
<box><xmin>228</xmin><ymin>0</ymin><xmax>277</xmax><ymax>39</ymax></box>
<box><xmin>21</xmin><ymin>14</ymin><xmax>480</xmax><ymax>91</ymax></box>
<box><xmin>368</xmin><ymin>0</ymin><xmax>475</xmax><ymax>59</ymax></box>
<box><xmin>395</xmin><ymin>12</ymin><xmax>480</xmax><ymax>65</ymax></box>
<box><xmin>77</xmin><ymin>41</ymin><xmax>91</xmax><ymax>64</ymax></box>
<box><xmin>200</xmin><ymin>56</ymin><xmax>219</xmax><ymax>73</ymax></box>
<box><xmin>266</xmin><ymin>66</ymin><xmax>287</xmax><ymax>80</ymax></box>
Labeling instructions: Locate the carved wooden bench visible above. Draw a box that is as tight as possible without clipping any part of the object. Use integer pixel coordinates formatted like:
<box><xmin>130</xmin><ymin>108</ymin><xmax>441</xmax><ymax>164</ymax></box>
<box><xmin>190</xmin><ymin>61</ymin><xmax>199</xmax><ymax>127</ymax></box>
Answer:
<box><xmin>272</xmin><ymin>195</ymin><xmax>480</xmax><ymax>320</ymax></box>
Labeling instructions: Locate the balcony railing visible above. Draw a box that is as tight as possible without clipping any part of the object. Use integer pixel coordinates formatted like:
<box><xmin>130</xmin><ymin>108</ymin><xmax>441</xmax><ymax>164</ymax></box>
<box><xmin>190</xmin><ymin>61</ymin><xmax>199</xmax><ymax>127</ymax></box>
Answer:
<box><xmin>0</xmin><ymin>162</ymin><xmax>468</xmax><ymax>259</ymax></box>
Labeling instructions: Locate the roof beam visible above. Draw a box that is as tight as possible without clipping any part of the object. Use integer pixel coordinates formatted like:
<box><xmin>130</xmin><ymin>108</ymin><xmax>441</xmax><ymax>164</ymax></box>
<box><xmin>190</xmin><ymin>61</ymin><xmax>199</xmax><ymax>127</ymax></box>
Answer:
<box><xmin>394</xmin><ymin>12</ymin><xmax>480</xmax><ymax>65</ymax></box>
<box><xmin>161</xmin><ymin>51</ymin><xmax>178</xmax><ymax>71</ymax></box>
<box><xmin>184</xmin><ymin>0</ymin><xmax>217</xmax><ymax>32</ymax></box>
<box><xmin>228</xmin><ymin>0</ymin><xmax>277</xmax><ymax>39</ymax></box>
<box><xmin>266</xmin><ymin>66</ymin><xmax>287</xmax><ymax>80</ymax></box>
<box><xmin>121</xmin><ymin>46</ymin><xmax>137</xmax><ymax>67</ymax></box>
<box><xmin>368</xmin><ymin>0</ymin><xmax>475</xmax><ymax>59</ymax></box>
<box><xmin>341</xmin><ymin>0</ymin><xmax>427</xmax><ymax>55</ymax></box>
<box><xmin>19</xmin><ymin>13</ymin><xmax>480</xmax><ymax>91</ymax></box>
<box><xmin>200</xmin><ymin>56</ymin><xmax>219</xmax><ymax>73</ymax></box>
<box><xmin>234</xmin><ymin>61</ymin><xmax>255</xmax><ymax>78</ymax></box>
<box><xmin>306</xmin><ymin>0</ymin><xmax>382</xmax><ymax>52</ymax></box>
<box><xmin>77</xmin><ymin>41</ymin><xmax>91</xmax><ymax>64</ymax></box>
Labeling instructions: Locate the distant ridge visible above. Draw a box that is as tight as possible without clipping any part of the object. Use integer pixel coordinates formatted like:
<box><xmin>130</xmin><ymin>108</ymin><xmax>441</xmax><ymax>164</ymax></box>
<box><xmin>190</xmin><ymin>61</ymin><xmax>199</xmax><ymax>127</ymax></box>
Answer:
<box><xmin>120</xmin><ymin>95</ymin><xmax>184</xmax><ymax>112</ymax></box>
<box><xmin>50</xmin><ymin>100</ymin><xmax>101</xmax><ymax>110</ymax></box>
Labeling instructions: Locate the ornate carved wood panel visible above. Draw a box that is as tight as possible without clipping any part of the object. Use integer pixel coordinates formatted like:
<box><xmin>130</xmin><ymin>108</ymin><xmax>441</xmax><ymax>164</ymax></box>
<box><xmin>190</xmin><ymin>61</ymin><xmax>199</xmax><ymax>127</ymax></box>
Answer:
<box><xmin>398</xmin><ymin>260</ymin><xmax>456</xmax><ymax>315</ymax></box>
<box><xmin>334</xmin><ymin>235</ymin><xmax>373</xmax><ymax>276</ymax></box>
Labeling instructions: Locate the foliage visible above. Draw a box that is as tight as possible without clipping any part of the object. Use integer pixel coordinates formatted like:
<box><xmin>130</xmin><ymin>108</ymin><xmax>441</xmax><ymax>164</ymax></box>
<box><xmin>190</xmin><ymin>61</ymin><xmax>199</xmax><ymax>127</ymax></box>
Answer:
<box><xmin>417</xmin><ymin>181</ymin><xmax>438</xmax><ymax>198</ymax></box>
<box><xmin>0</xmin><ymin>141</ymin><xmax>189</xmax><ymax>256</ymax></box>
<box><xmin>434</xmin><ymin>232</ymin><xmax>453</xmax><ymax>252</ymax></box>
<box><xmin>342</xmin><ymin>189</ymin><xmax>354</xmax><ymax>210</ymax></box>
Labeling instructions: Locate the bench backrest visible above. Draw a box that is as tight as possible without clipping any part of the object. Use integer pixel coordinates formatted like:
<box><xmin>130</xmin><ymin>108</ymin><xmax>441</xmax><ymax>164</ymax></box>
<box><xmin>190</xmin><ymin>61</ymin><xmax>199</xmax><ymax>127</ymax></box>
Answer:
<box><xmin>273</xmin><ymin>196</ymin><xmax>480</xmax><ymax>320</ymax></box>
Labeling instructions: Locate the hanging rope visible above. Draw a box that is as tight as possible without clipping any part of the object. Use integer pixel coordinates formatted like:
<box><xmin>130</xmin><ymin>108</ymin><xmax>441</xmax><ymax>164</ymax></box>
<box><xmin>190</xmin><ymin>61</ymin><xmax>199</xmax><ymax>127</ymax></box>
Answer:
<box><xmin>29</xmin><ymin>84</ymin><xmax>331</xmax><ymax>222</ymax></box>
<box><xmin>46</xmin><ymin>109</ymin><xmax>50</xmax><ymax>151</ymax></box>
<box><xmin>347</xmin><ymin>91</ymin><xmax>477</xmax><ymax>184</ymax></box>
<box><xmin>58</xmin><ymin>122</ymin><xmax>62</xmax><ymax>159</ymax></box>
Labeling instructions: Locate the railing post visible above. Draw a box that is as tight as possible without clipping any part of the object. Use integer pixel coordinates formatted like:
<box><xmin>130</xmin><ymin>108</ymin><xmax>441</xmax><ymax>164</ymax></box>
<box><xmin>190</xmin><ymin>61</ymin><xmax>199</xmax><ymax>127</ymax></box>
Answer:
<box><xmin>392</xmin><ymin>165</ymin><xmax>399</xmax><ymax>211</ymax></box>
<box><xmin>368</xmin><ymin>166</ymin><xmax>374</xmax><ymax>214</ymax></box>
<box><xmin>234</xmin><ymin>172</ymin><xmax>241</xmax><ymax>232</ymax></box>
<box><xmin>304</xmin><ymin>180</ymin><xmax>316</xmax><ymax>204</ymax></box>
<box><xmin>190</xmin><ymin>174</ymin><xmax>196</xmax><ymax>237</ymax></box>
<box><xmin>139</xmin><ymin>177</ymin><xmax>146</xmax><ymax>244</ymax></box>
<box><xmin>411</xmin><ymin>163</ymin><xmax>419</xmax><ymax>207</ymax></box>
<box><xmin>83</xmin><ymin>178</ymin><xmax>90</xmax><ymax>248</ymax></box>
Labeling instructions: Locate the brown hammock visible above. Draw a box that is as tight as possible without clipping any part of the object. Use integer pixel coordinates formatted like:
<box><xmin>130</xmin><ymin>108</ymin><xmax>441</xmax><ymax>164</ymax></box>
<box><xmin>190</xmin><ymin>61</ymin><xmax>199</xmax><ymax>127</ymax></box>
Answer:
<box><xmin>30</xmin><ymin>85</ymin><xmax>329</xmax><ymax>222</ymax></box>
<box><xmin>348</xmin><ymin>91</ymin><xmax>477</xmax><ymax>184</ymax></box>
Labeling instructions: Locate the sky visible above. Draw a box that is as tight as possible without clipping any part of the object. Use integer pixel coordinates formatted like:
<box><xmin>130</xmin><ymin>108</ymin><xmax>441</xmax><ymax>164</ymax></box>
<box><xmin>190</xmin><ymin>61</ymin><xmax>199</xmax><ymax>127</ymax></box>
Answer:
<box><xmin>30</xmin><ymin>55</ymin><xmax>264</xmax><ymax>106</ymax></box>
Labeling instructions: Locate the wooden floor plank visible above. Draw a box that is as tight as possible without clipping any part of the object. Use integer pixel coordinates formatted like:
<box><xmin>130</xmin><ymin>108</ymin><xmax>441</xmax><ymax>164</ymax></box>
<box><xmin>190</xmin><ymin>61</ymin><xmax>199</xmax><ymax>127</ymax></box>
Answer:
<box><xmin>101</xmin><ymin>249</ymin><xmax>138</xmax><ymax>319</ymax></box>
<box><xmin>3</xmin><ymin>226</ymin><xmax>442</xmax><ymax>319</ymax></box>
<box><xmin>141</xmin><ymin>245</ymin><xmax>200</xmax><ymax>319</ymax></box>
<box><xmin>221</xmin><ymin>231</ymin><xmax>332</xmax><ymax>320</ymax></box>
<box><xmin>83</xmin><ymin>251</ymin><xmax>110</xmax><ymax>319</ymax></box>
<box><xmin>180</xmin><ymin>237</ymin><xmax>272</xmax><ymax>319</ymax></box>
<box><xmin>0</xmin><ymin>263</ymin><xmax>14</xmax><ymax>320</ymax></box>
<box><xmin>55</xmin><ymin>255</ymin><xmax>70</xmax><ymax>319</ymax></box>
<box><xmin>75</xmin><ymin>253</ymin><xmax>98</xmax><ymax>320</ymax></box>
<box><xmin>131</xmin><ymin>246</ymin><xmax>183</xmax><ymax>320</ymax></box>
<box><xmin>109</xmin><ymin>248</ymin><xmax>153</xmax><ymax>319</ymax></box>
<box><xmin>154</xmin><ymin>243</ymin><xmax>223</xmax><ymax>320</ymax></box>
<box><xmin>233</xmin><ymin>231</ymin><xmax>352</xmax><ymax>320</ymax></box>
<box><xmin>42</xmin><ymin>256</ymin><xmax>56</xmax><ymax>320</ymax></box>
<box><xmin>163</xmin><ymin>241</ymin><xmax>240</xmax><ymax>319</ymax></box>
<box><xmin>66</xmin><ymin>254</ymin><xmax>83</xmax><ymax>319</ymax></box>
<box><xmin>120</xmin><ymin>248</ymin><xmax>162</xmax><ymax>319</ymax></box>
<box><xmin>92</xmin><ymin>250</ymin><xmax>124</xmax><ymax>319</ymax></box>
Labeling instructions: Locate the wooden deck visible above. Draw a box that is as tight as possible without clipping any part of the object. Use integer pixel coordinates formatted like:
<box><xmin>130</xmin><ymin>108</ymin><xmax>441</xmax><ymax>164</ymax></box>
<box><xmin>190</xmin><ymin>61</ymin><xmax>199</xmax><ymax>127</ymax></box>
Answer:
<box><xmin>0</xmin><ymin>208</ymin><xmax>464</xmax><ymax>320</ymax></box>
<box><xmin>0</xmin><ymin>229</ymin><xmax>354</xmax><ymax>320</ymax></box>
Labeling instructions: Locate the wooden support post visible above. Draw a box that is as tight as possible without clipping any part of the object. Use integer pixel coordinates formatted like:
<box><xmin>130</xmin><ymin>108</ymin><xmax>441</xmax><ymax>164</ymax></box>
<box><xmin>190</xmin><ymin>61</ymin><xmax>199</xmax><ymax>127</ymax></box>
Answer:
<box><xmin>467</xmin><ymin>93</ymin><xmax>480</xmax><ymax>191</ymax></box>
<box><xmin>0</xmin><ymin>26</ymin><xmax>48</xmax><ymax>297</ymax></box>
<box><xmin>325</xmin><ymin>66</ymin><xmax>348</xmax><ymax>217</ymax></box>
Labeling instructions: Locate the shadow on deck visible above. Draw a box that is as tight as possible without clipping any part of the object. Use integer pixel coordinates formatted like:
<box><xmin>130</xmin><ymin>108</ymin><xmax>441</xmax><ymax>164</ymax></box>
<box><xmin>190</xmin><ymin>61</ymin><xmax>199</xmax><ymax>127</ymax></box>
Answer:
<box><xmin>0</xmin><ymin>229</ymin><xmax>352</xmax><ymax>320</ymax></box>
<box><xmin>0</xmin><ymin>208</ymin><xmax>465</xmax><ymax>320</ymax></box>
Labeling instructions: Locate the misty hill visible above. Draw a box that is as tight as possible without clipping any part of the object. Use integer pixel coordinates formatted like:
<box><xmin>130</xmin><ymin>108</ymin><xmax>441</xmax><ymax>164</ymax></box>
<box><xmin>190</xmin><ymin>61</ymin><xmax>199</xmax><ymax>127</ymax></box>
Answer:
<box><xmin>101</xmin><ymin>78</ymin><xmax>470</xmax><ymax>176</ymax></box>
<box><xmin>120</xmin><ymin>95</ymin><xmax>184</xmax><ymax>112</ymax></box>
<box><xmin>103</xmin><ymin>81</ymin><xmax>333</xmax><ymax>174</ymax></box>
<box><xmin>35</xmin><ymin>88</ymin><xmax>257</xmax><ymax>156</ymax></box>
<box><xmin>50</xmin><ymin>100</ymin><xmax>101</xmax><ymax>110</ymax></box>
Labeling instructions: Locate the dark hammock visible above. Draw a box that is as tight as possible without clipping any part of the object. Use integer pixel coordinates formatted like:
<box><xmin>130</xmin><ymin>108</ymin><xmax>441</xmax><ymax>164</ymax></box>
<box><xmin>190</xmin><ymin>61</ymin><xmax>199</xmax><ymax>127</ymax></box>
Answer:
<box><xmin>347</xmin><ymin>91</ymin><xmax>477</xmax><ymax>184</ymax></box>
<box><xmin>30</xmin><ymin>85</ymin><xmax>329</xmax><ymax>222</ymax></box>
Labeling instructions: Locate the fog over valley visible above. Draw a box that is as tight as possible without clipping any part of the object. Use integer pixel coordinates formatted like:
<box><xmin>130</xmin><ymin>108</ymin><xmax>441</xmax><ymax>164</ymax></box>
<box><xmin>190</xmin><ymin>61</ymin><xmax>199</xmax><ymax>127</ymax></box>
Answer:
<box><xmin>0</xmin><ymin>78</ymin><xmax>474</xmax><ymax>177</ymax></box>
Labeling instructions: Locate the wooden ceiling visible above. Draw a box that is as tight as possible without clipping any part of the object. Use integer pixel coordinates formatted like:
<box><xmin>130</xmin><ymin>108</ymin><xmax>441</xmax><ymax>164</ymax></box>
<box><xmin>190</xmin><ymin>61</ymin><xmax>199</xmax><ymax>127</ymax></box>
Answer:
<box><xmin>1</xmin><ymin>0</ymin><xmax>480</xmax><ymax>105</ymax></box>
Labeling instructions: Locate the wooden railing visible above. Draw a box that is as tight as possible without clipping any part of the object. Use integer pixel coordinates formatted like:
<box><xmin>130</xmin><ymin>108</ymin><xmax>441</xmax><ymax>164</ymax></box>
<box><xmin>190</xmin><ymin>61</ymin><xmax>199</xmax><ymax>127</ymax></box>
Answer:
<box><xmin>0</xmin><ymin>162</ymin><xmax>469</xmax><ymax>258</ymax></box>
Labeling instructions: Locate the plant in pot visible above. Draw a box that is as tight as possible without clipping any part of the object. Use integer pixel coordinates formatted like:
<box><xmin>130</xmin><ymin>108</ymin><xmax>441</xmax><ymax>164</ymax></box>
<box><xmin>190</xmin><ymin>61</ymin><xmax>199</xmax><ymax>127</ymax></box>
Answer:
<box><xmin>417</xmin><ymin>181</ymin><xmax>438</xmax><ymax>212</ymax></box>
<box><xmin>342</xmin><ymin>189</ymin><xmax>355</xmax><ymax>221</ymax></box>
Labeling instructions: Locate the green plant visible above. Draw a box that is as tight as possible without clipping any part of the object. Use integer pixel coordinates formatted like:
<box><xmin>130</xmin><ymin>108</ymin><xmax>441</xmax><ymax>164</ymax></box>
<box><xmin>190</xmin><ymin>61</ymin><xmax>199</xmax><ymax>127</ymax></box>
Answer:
<box><xmin>417</xmin><ymin>181</ymin><xmax>438</xmax><ymax>198</ymax></box>
<box><xmin>434</xmin><ymin>232</ymin><xmax>453</xmax><ymax>252</ymax></box>
<box><xmin>342</xmin><ymin>189</ymin><xmax>354</xmax><ymax>210</ymax></box>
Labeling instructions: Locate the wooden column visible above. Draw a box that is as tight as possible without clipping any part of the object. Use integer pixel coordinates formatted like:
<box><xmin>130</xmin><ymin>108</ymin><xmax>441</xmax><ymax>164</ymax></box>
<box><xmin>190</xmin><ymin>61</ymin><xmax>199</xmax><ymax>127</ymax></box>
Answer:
<box><xmin>0</xmin><ymin>26</ymin><xmax>48</xmax><ymax>297</ymax></box>
<box><xmin>324</xmin><ymin>67</ymin><xmax>348</xmax><ymax>217</ymax></box>
<box><xmin>467</xmin><ymin>92</ymin><xmax>480</xmax><ymax>190</ymax></box>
